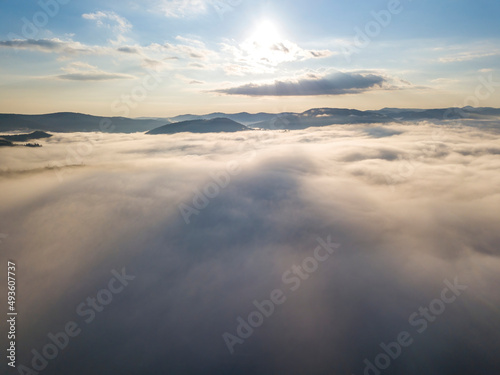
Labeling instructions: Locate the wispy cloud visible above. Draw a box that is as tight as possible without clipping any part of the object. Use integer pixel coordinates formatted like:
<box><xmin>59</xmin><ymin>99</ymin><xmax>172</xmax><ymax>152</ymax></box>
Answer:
<box><xmin>156</xmin><ymin>0</ymin><xmax>241</xmax><ymax>18</ymax></box>
<box><xmin>82</xmin><ymin>11</ymin><xmax>132</xmax><ymax>33</ymax></box>
<box><xmin>82</xmin><ymin>11</ymin><xmax>132</xmax><ymax>44</ymax></box>
<box><xmin>57</xmin><ymin>72</ymin><xmax>134</xmax><ymax>81</ymax></box>
<box><xmin>56</xmin><ymin>62</ymin><xmax>134</xmax><ymax>81</ymax></box>
<box><xmin>436</xmin><ymin>43</ymin><xmax>500</xmax><ymax>63</ymax></box>
<box><xmin>439</xmin><ymin>51</ymin><xmax>500</xmax><ymax>63</ymax></box>
<box><xmin>0</xmin><ymin>36</ymin><xmax>210</xmax><ymax>69</ymax></box>
<box><xmin>158</xmin><ymin>0</ymin><xmax>209</xmax><ymax>17</ymax></box>
<box><xmin>0</xmin><ymin>38</ymin><xmax>99</xmax><ymax>54</ymax></box>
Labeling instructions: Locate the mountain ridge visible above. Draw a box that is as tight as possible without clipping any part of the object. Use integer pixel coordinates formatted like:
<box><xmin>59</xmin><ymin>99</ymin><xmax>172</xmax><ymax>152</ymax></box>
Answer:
<box><xmin>146</xmin><ymin>118</ymin><xmax>249</xmax><ymax>135</ymax></box>
<box><xmin>1</xmin><ymin>107</ymin><xmax>498</xmax><ymax>133</ymax></box>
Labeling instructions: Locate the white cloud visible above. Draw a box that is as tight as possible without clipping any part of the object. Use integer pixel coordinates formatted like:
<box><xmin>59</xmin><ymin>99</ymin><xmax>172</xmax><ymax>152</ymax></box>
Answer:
<box><xmin>56</xmin><ymin>61</ymin><xmax>135</xmax><ymax>81</ymax></box>
<box><xmin>439</xmin><ymin>50</ymin><xmax>500</xmax><ymax>63</ymax></box>
<box><xmin>431</xmin><ymin>77</ymin><xmax>460</xmax><ymax>88</ymax></box>
<box><xmin>157</xmin><ymin>0</ymin><xmax>242</xmax><ymax>18</ymax></box>
<box><xmin>82</xmin><ymin>11</ymin><xmax>132</xmax><ymax>44</ymax></box>
<box><xmin>82</xmin><ymin>11</ymin><xmax>132</xmax><ymax>33</ymax></box>
<box><xmin>436</xmin><ymin>42</ymin><xmax>500</xmax><ymax>63</ymax></box>
<box><xmin>159</xmin><ymin>0</ymin><xmax>209</xmax><ymax>17</ymax></box>
<box><xmin>219</xmin><ymin>35</ymin><xmax>334</xmax><ymax>75</ymax></box>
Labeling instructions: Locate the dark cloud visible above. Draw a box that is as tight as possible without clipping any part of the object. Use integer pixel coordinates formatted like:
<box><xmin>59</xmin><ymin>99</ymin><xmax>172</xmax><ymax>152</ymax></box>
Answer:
<box><xmin>0</xmin><ymin>38</ymin><xmax>61</xmax><ymax>50</ymax></box>
<box><xmin>57</xmin><ymin>72</ymin><xmax>134</xmax><ymax>81</ymax></box>
<box><xmin>0</xmin><ymin>38</ymin><xmax>91</xmax><ymax>54</ymax></box>
<box><xmin>309</xmin><ymin>50</ymin><xmax>330</xmax><ymax>57</ymax></box>
<box><xmin>271</xmin><ymin>42</ymin><xmax>290</xmax><ymax>53</ymax></box>
<box><xmin>117</xmin><ymin>46</ymin><xmax>139</xmax><ymax>54</ymax></box>
<box><xmin>214</xmin><ymin>72</ymin><xmax>386</xmax><ymax>96</ymax></box>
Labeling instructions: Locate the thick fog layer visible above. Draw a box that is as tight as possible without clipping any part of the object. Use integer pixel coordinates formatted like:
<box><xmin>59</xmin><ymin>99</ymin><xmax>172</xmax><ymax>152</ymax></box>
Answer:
<box><xmin>1</xmin><ymin>122</ymin><xmax>499</xmax><ymax>375</ymax></box>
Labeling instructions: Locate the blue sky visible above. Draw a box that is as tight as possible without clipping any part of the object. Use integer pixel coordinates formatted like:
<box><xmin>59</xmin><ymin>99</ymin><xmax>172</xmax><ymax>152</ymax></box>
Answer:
<box><xmin>0</xmin><ymin>0</ymin><xmax>499</xmax><ymax>116</ymax></box>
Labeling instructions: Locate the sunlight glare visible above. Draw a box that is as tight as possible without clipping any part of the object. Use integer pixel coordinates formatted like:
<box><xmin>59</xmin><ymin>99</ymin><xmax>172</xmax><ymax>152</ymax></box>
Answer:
<box><xmin>251</xmin><ymin>20</ymin><xmax>282</xmax><ymax>48</ymax></box>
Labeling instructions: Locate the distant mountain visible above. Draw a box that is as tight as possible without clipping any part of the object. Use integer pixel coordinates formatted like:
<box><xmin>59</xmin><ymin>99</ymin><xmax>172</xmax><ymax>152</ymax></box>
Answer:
<box><xmin>0</xmin><ymin>131</ymin><xmax>52</xmax><ymax>142</ymax></box>
<box><xmin>0</xmin><ymin>138</ymin><xmax>14</xmax><ymax>147</ymax></box>
<box><xmin>377</xmin><ymin>107</ymin><xmax>500</xmax><ymax>119</ymax></box>
<box><xmin>168</xmin><ymin>112</ymin><xmax>280</xmax><ymax>125</ymax></box>
<box><xmin>253</xmin><ymin>108</ymin><xmax>395</xmax><ymax>129</ymax></box>
<box><xmin>147</xmin><ymin>118</ymin><xmax>250</xmax><ymax>135</ymax></box>
<box><xmin>1</xmin><ymin>107</ymin><xmax>498</xmax><ymax>134</ymax></box>
<box><xmin>253</xmin><ymin>107</ymin><xmax>500</xmax><ymax>130</ymax></box>
<box><xmin>0</xmin><ymin>113</ymin><xmax>167</xmax><ymax>133</ymax></box>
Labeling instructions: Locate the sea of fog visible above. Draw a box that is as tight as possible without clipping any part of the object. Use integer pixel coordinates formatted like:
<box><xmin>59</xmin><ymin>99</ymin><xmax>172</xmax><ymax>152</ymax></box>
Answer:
<box><xmin>1</xmin><ymin>121</ymin><xmax>499</xmax><ymax>375</ymax></box>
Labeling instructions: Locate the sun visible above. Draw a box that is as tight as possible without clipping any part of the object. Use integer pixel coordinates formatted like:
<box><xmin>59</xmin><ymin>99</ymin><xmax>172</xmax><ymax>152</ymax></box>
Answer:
<box><xmin>250</xmin><ymin>20</ymin><xmax>282</xmax><ymax>48</ymax></box>
<box><xmin>241</xmin><ymin>19</ymin><xmax>293</xmax><ymax>68</ymax></box>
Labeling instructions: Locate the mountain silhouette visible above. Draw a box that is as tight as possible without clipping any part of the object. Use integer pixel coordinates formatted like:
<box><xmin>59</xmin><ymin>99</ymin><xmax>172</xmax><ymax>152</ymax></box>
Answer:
<box><xmin>0</xmin><ymin>131</ymin><xmax>52</xmax><ymax>142</ymax></box>
<box><xmin>146</xmin><ymin>118</ymin><xmax>249</xmax><ymax>134</ymax></box>
<box><xmin>1</xmin><ymin>107</ymin><xmax>499</xmax><ymax>133</ymax></box>
<box><xmin>0</xmin><ymin>113</ymin><xmax>167</xmax><ymax>133</ymax></box>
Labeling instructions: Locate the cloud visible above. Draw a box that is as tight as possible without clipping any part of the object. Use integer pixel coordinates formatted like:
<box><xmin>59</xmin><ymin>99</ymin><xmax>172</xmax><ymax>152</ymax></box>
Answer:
<box><xmin>82</xmin><ymin>11</ymin><xmax>132</xmax><ymax>45</ymax></box>
<box><xmin>214</xmin><ymin>71</ymin><xmax>388</xmax><ymax>96</ymax></box>
<box><xmin>436</xmin><ymin>43</ymin><xmax>500</xmax><ymax>63</ymax></box>
<box><xmin>0</xmin><ymin>31</ymin><xmax>333</xmax><ymax>83</ymax></box>
<box><xmin>156</xmin><ymin>0</ymin><xmax>241</xmax><ymax>18</ymax></box>
<box><xmin>163</xmin><ymin>39</ymin><xmax>215</xmax><ymax>60</ymax></box>
<box><xmin>439</xmin><ymin>51</ymin><xmax>500</xmax><ymax>63</ymax></box>
<box><xmin>188</xmin><ymin>62</ymin><xmax>207</xmax><ymax>69</ymax></box>
<box><xmin>1</xmin><ymin>122</ymin><xmax>500</xmax><ymax>374</ymax></box>
<box><xmin>219</xmin><ymin>36</ymin><xmax>335</xmax><ymax>75</ymax></box>
<box><xmin>117</xmin><ymin>46</ymin><xmax>140</xmax><ymax>54</ymax></box>
<box><xmin>139</xmin><ymin>58</ymin><xmax>166</xmax><ymax>70</ymax></box>
<box><xmin>82</xmin><ymin>11</ymin><xmax>132</xmax><ymax>34</ymax></box>
<box><xmin>159</xmin><ymin>0</ymin><xmax>209</xmax><ymax>17</ymax></box>
<box><xmin>175</xmin><ymin>35</ymin><xmax>207</xmax><ymax>48</ymax></box>
<box><xmin>113</xmin><ymin>39</ymin><xmax>214</xmax><ymax>66</ymax></box>
<box><xmin>0</xmin><ymin>38</ymin><xmax>98</xmax><ymax>54</ymax></box>
<box><xmin>57</xmin><ymin>72</ymin><xmax>134</xmax><ymax>81</ymax></box>
<box><xmin>175</xmin><ymin>73</ymin><xmax>206</xmax><ymax>85</ymax></box>
<box><xmin>430</xmin><ymin>78</ymin><xmax>459</xmax><ymax>89</ymax></box>
<box><xmin>56</xmin><ymin>61</ymin><xmax>134</xmax><ymax>81</ymax></box>
<box><xmin>0</xmin><ymin>35</ymin><xmax>213</xmax><ymax>75</ymax></box>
